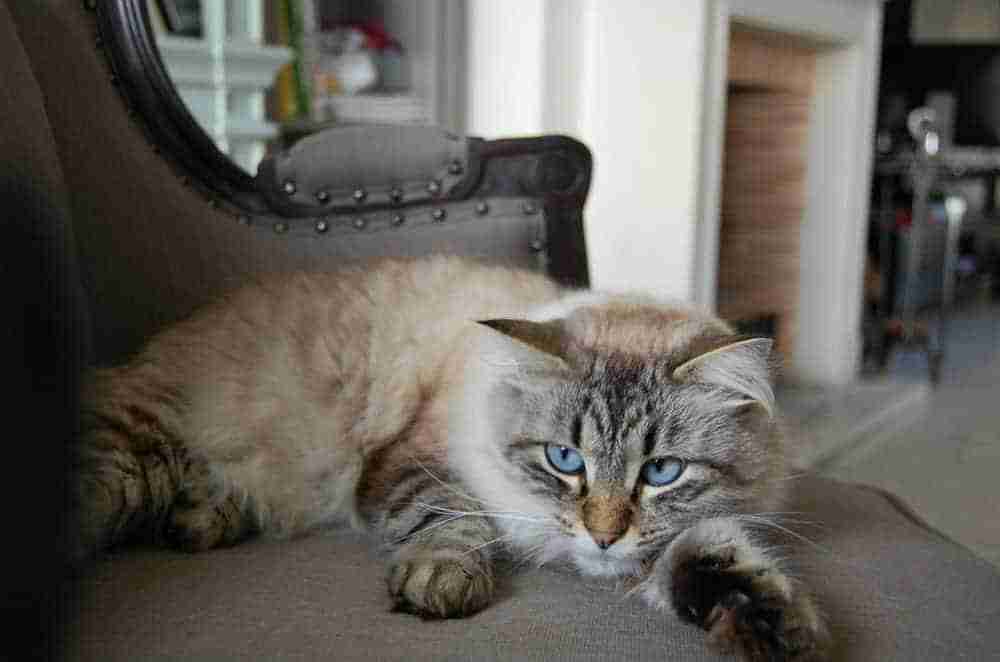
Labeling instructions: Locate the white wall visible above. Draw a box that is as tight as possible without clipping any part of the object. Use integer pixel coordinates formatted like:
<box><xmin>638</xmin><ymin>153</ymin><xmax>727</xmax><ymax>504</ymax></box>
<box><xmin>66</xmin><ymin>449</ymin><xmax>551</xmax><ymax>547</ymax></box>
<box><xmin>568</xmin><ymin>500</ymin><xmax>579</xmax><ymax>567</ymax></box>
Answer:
<box><xmin>465</xmin><ymin>0</ymin><xmax>548</xmax><ymax>137</ymax></box>
<box><xmin>466</xmin><ymin>0</ymin><xmax>708</xmax><ymax>302</ymax></box>
<box><xmin>577</xmin><ymin>2</ymin><xmax>708</xmax><ymax>301</ymax></box>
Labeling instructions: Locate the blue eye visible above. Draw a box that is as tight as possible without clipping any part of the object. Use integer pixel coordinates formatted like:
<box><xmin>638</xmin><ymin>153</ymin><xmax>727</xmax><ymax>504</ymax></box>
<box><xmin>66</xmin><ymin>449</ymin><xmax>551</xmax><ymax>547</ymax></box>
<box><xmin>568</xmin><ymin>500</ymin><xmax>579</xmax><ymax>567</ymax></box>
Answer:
<box><xmin>545</xmin><ymin>444</ymin><xmax>585</xmax><ymax>475</ymax></box>
<box><xmin>641</xmin><ymin>458</ymin><xmax>685</xmax><ymax>487</ymax></box>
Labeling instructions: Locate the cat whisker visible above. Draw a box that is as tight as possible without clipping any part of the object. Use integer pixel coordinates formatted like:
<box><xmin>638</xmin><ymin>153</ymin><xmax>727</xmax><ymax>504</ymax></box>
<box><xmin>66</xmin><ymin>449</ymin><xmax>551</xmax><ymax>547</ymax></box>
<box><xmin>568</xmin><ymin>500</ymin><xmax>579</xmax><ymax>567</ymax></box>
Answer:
<box><xmin>507</xmin><ymin>543</ymin><xmax>540</xmax><ymax>569</ymax></box>
<box><xmin>509</xmin><ymin>531</ymin><xmax>563</xmax><ymax>571</ymax></box>
<box><xmin>740</xmin><ymin>512</ymin><xmax>825</xmax><ymax>531</ymax></box>
<box><xmin>511</xmin><ymin>546</ymin><xmax>546</xmax><ymax>571</ymax></box>
<box><xmin>742</xmin><ymin>516</ymin><xmax>901</xmax><ymax>585</ymax></box>
<box><xmin>734</xmin><ymin>514</ymin><xmax>832</xmax><ymax>556</ymax></box>
<box><xmin>410</xmin><ymin>501</ymin><xmax>552</xmax><ymax>525</ymax></box>
<box><xmin>392</xmin><ymin>513</ymin><xmax>467</xmax><ymax>545</ymax></box>
<box><xmin>749</xmin><ymin>516</ymin><xmax>828</xmax><ymax>530</ymax></box>
<box><xmin>746</xmin><ymin>510</ymin><xmax>824</xmax><ymax>522</ymax></box>
<box><xmin>747</xmin><ymin>510</ymin><xmax>810</xmax><ymax>516</ymax></box>
<box><xmin>412</xmin><ymin>458</ymin><xmax>490</xmax><ymax>507</ymax></box>
<box><xmin>738</xmin><ymin>510</ymin><xmax>829</xmax><ymax>534</ymax></box>
<box><xmin>464</xmin><ymin>533</ymin><xmax>516</xmax><ymax>556</ymax></box>
<box><xmin>416</xmin><ymin>508</ymin><xmax>549</xmax><ymax>525</ymax></box>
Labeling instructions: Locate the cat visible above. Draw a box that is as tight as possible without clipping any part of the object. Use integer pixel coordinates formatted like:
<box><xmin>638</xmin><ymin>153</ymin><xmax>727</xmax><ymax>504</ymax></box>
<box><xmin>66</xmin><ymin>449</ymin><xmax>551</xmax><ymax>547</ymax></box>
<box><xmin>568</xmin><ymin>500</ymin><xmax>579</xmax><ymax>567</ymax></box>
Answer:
<box><xmin>71</xmin><ymin>255</ymin><xmax>828</xmax><ymax>661</ymax></box>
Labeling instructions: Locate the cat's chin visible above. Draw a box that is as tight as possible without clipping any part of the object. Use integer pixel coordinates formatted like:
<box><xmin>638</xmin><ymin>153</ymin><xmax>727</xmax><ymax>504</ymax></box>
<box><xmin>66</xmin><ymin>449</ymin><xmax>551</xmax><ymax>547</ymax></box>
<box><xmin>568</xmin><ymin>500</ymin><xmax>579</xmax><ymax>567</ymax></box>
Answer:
<box><xmin>571</xmin><ymin>549</ymin><xmax>644</xmax><ymax>578</ymax></box>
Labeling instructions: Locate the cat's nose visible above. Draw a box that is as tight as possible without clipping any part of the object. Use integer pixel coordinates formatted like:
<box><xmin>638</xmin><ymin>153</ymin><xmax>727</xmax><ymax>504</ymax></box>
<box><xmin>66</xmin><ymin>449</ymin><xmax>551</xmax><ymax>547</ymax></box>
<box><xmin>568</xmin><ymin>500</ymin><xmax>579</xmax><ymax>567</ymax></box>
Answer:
<box><xmin>582</xmin><ymin>494</ymin><xmax>631</xmax><ymax>551</ymax></box>
<box><xmin>590</xmin><ymin>530</ymin><xmax>621</xmax><ymax>550</ymax></box>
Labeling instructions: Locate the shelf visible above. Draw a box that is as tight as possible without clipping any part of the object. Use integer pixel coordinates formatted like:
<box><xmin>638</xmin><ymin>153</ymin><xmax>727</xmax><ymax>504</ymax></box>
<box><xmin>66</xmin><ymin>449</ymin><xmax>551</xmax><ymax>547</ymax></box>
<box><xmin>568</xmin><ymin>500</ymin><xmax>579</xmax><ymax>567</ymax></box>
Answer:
<box><xmin>156</xmin><ymin>36</ymin><xmax>291</xmax><ymax>90</ymax></box>
<box><xmin>877</xmin><ymin>147</ymin><xmax>1000</xmax><ymax>179</ymax></box>
<box><xmin>225</xmin><ymin>117</ymin><xmax>282</xmax><ymax>141</ymax></box>
<box><xmin>312</xmin><ymin>92</ymin><xmax>429</xmax><ymax>125</ymax></box>
<box><xmin>223</xmin><ymin>42</ymin><xmax>294</xmax><ymax>89</ymax></box>
<box><xmin>154</xmin><ymin>35</ymin><xmax>213</xmax><ymax>86</ymax></box>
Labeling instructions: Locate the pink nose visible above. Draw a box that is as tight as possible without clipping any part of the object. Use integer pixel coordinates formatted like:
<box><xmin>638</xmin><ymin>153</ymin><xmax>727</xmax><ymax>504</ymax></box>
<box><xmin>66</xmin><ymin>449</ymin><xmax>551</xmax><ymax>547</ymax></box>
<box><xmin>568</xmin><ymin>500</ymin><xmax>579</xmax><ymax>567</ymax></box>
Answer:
<box><xmin>589</xmin><ymin>530</ymin><xmax>622</xmax><ymax>550</ymax></box>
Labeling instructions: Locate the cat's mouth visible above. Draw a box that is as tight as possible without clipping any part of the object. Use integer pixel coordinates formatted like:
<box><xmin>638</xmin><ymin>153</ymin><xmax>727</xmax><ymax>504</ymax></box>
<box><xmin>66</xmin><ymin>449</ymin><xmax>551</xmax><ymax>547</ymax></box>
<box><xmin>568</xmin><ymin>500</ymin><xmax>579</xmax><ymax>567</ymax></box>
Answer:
<box><xmin>570</xmin><ymin>537</ymin><xmax>644</xmax><ymax>578</ymax></box>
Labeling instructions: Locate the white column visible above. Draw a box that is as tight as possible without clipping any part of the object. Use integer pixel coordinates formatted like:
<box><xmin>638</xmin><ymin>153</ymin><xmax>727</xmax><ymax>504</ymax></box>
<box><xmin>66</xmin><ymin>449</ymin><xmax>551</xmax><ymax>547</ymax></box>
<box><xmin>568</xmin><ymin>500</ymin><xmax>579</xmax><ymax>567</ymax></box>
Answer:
<box><xmin>202</xmin><ymin>0</ymin><xmax>228</xmax><ymax>153</ymax></box>
<box><xmin>466</xmin><ymin>0</ymin><xmax>708</xmax><ymax>302</ymax></box>
<box><xmin>575</xmin><ymin>1</ymin><xmax>707</xmax><ymax>301</ymax></box>
<box><xmin>465</xmin><ymin>0</ymin><xmax>548</xmax><ymax>137</ymax></box>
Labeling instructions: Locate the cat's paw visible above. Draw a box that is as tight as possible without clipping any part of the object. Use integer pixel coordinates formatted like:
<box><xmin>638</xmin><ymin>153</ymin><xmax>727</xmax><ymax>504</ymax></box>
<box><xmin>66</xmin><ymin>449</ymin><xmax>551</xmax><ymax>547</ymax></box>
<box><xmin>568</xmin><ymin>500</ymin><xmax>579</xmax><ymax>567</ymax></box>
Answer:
<box><xmin>670</xmin><ymin>552</ymin><xmax>828</xmax><ymax>662</ymax></box>
<box><xmin>164</xmin><ymin>503</ymin><xmax>227</xmax><ymax>552</ymax></box>
<box><xmin>387</xmin><ymin>553</ymin><xmax>495</xmax><ymax>619</ymax></box>
<box><xmin>164</xmin><ymin>494</ymin><xmax>253</xmax><ymax>553</ymax></box>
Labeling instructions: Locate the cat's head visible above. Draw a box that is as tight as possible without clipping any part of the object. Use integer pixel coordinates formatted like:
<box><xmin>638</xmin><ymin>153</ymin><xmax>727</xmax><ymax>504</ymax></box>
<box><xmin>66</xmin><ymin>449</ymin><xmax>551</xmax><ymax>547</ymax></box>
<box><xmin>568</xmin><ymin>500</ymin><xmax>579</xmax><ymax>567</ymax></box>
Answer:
<box><xmin>449</xmin><ymin>294</ymin><xmax>786</xmax><ymax>578</ymax></box>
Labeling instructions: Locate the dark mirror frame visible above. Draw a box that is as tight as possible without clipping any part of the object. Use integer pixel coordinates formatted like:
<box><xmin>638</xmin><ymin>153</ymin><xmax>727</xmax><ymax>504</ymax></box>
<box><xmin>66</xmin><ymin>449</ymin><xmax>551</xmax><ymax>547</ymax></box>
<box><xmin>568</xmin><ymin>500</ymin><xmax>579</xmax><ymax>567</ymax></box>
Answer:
<box><xmin>92</xmin><ymin>0</ymin><xmax>271</xmax><ymax>214</ymax></box>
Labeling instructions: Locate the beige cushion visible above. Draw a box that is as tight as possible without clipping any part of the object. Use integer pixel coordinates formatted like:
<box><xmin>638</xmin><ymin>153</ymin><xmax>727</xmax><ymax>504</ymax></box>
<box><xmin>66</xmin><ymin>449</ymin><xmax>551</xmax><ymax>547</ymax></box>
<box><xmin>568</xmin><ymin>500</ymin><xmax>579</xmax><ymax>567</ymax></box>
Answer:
<box><xmin>67</xmin><ymin>476</ymin><xmax>1000</xmax><ymax>661</ymax></box>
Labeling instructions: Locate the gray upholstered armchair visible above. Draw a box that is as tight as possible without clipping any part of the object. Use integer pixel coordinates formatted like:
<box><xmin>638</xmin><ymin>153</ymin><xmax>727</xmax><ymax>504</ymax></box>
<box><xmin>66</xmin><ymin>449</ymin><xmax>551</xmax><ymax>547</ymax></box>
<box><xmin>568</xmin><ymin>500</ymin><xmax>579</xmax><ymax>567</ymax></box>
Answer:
<box><xmin>3</xmin><ymin>2</ymin><xmax>999</xmax><ymax>660</ymax></box>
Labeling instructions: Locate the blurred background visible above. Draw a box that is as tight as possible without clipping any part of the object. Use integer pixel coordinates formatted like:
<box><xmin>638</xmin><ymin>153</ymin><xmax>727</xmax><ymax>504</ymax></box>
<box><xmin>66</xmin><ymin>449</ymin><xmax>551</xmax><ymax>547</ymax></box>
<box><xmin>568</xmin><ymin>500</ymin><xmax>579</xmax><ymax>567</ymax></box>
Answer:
<box><xmin>148</xmin><ymin>0</ymin><xmax>999</xmax><ymax>565</ymax></box>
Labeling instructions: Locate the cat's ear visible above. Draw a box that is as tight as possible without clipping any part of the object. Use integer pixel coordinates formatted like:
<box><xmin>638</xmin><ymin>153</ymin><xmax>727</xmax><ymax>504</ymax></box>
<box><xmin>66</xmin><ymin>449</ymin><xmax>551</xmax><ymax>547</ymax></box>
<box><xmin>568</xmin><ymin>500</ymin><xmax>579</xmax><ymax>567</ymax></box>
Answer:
<box><xmin>672</xmin><ymin>336</ymin><xmax>775</xmax><ymax>415</ymax></box>
<box><xmin>476</xmin><ymin>318</ymin><xmax>572</xmax><ymax>372</ymax></box>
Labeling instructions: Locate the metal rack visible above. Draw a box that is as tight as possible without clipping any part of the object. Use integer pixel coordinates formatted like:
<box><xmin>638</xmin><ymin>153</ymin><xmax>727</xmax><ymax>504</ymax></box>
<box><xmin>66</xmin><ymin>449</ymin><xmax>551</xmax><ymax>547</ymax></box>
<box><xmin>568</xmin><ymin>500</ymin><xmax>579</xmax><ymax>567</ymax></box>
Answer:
<box><xmin>868</xmin><ymin>109</ymin><xmax>978</xmax><ymax>384</ymax></box>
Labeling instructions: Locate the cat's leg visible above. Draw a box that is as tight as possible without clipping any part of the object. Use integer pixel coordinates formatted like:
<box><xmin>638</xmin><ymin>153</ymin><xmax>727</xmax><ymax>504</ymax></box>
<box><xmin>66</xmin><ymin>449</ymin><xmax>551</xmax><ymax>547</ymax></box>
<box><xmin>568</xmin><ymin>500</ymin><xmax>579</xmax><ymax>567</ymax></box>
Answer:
<box><xmin>385</xmin><ymin>508</ymin><xmax>497</xmax><ymax>619</ymax></box>
<box><xmin>357</xmin><ymin>451</ymin><xmax>499</xmax><ymax>619</ymax></box>
<box><xmin>646</xmin><ymin>517</ymin><xmax>829</xmax><ymax>662</ymax></box>
<box><xmin>70</xmin><ymin>413</ymin><xmax>186</xmax><ymax>564</ymax></box>
<box><xmin>162</xmin><ymin>458</ymin><xmax>258</xmax><ymax>553</ymax></box>
<box><xmin>72</xmin><ymin>367</ymin><xmax>261</xmax><ymax>562</ymax></box>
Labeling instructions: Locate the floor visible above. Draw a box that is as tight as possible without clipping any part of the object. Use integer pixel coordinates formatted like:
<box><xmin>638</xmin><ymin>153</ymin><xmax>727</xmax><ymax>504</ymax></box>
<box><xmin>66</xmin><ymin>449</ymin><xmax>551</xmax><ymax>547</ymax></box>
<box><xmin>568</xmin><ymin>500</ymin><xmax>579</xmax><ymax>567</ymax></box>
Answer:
<box><xmin>780</xmin><ymin>298</ymin><xmax>1000</xmax><ymax>567</ymax></box>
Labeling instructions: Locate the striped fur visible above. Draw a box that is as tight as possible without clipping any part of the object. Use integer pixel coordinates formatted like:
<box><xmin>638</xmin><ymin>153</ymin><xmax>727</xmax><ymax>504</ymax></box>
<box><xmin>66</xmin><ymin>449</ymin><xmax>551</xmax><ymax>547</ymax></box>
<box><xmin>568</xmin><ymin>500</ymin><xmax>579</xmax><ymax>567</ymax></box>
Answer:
<box><xmin>71</xmin><ymin>255</ymin><xmax>826</xmax><ymax>658</ymax></box>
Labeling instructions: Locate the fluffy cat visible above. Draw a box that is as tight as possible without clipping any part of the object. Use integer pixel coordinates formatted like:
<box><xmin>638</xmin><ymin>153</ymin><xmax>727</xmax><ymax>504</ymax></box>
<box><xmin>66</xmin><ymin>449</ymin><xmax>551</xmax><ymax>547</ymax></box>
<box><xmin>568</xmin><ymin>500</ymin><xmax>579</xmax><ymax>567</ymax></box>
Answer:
<box><xmin>71</xmin><ymin>255</ymin><xmax>827</xmax><ymax>661</ymax></box>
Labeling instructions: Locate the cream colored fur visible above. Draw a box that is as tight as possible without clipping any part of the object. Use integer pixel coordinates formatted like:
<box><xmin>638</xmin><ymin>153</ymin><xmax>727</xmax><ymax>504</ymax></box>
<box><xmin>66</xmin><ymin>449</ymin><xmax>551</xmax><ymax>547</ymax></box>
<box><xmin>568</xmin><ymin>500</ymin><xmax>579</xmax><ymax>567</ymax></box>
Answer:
<box><xmin>84</xmin><ymin>256</ymin><xmax>561</xmax><ymax>537</ymax></box>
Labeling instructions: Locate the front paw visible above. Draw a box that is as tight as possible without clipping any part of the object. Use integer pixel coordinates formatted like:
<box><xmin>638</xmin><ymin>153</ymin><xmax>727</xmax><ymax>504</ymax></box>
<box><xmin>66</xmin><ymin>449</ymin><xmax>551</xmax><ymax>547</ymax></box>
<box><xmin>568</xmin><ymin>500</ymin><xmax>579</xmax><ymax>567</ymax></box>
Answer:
<box><xmin>671</xmin><ymin>554</ymin><xmax>828</xmax><ymax>661</ymax></box>
<box><xmin>387</xmin><ymin>552</ymin><xmax>494</xmax><ymax>619</ymax></box>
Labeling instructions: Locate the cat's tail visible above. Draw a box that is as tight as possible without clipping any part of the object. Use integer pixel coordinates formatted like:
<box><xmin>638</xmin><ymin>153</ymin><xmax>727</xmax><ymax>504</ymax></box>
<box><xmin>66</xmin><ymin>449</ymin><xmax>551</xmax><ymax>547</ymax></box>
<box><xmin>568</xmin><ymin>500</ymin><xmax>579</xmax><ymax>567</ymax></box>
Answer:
<box><xmin>68</xmin><ymin>365</ymin><xmax>189</xmax><ymax>566</ymax></box>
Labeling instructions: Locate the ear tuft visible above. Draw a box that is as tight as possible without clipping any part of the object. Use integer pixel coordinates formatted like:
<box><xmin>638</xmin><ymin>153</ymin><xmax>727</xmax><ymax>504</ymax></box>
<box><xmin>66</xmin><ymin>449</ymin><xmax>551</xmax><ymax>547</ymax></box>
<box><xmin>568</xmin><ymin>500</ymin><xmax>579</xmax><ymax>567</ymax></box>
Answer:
<box><xmin>672</xmin><ymin>336</ymin><xmax>775</xmax><ymax>415</ymax></box>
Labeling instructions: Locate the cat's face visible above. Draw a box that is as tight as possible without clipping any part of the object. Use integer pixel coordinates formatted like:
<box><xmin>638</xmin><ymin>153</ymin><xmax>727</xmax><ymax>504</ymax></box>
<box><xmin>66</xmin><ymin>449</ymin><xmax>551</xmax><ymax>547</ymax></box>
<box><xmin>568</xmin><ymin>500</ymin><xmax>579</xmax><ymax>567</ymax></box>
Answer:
<box><xmin>449</xmin><ymin>301</ymin><xmax>784</xmax><ymax>578</ymax></box>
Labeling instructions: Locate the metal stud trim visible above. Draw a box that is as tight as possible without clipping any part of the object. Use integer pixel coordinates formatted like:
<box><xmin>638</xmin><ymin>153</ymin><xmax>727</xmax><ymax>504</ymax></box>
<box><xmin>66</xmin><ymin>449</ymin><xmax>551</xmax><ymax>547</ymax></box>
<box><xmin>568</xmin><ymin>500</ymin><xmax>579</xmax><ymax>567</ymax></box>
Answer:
<box><xmin>240</xmin><ymin>197</ymin><xmax>544</xmax><ymax>241</ymax></box>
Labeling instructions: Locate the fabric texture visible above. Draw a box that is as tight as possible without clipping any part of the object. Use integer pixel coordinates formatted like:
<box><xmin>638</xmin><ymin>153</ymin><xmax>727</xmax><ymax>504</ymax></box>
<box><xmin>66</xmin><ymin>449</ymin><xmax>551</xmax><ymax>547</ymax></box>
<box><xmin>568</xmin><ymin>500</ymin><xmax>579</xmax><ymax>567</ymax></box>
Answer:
<box><xmin>0</xmin><ymin>1</ymin><xmax>90</xmax><ymax>658</ymax></box>
<box><xmin>65</xmin><ymin>476</ymin><xmax>1000</xmax><ymax>661</ymax></box>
